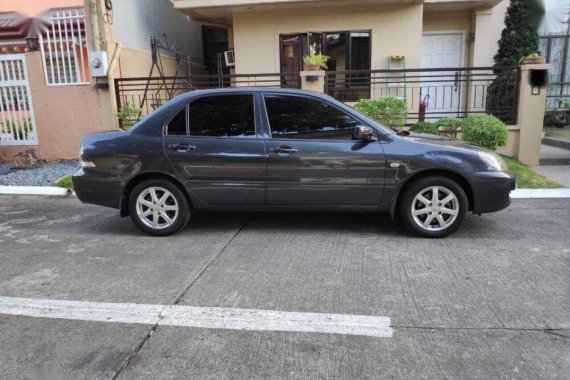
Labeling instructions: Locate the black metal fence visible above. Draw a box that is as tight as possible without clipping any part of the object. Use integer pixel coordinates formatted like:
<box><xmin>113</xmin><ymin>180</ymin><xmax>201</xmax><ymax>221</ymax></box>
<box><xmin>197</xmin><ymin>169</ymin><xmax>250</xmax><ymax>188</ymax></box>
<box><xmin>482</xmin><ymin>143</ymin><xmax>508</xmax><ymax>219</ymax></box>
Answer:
<box><xmin>325</xmin><ymin>66</ymin><xmax>521</xmax><ymax>125</ymax></box>
<box><xmin>115</xmin><ymin>66</ymin><xmax>521</xmax><ymax>126</ymax></box>
<box><xmin>540</xmin><ymin>33</ymin><xmax>570</xmax><ymax>109</ymax></box>
<box><xmin>114</xmin><ymin>72</ymin><xmax>300</xmax><ymax>118</ymax></box>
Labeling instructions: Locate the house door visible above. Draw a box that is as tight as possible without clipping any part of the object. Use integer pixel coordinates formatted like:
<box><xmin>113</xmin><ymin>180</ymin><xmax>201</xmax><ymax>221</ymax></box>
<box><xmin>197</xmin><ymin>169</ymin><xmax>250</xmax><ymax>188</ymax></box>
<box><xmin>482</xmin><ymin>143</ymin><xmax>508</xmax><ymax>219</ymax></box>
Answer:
<box><xmin>421</xmin><ymin>33</ymin><xmax>464</xmax><ymax>117</ymax></box>
<box><xmin>0</xmin><ymin>54</ymin><xmax>38</xmax><ymax>145</ymax></box>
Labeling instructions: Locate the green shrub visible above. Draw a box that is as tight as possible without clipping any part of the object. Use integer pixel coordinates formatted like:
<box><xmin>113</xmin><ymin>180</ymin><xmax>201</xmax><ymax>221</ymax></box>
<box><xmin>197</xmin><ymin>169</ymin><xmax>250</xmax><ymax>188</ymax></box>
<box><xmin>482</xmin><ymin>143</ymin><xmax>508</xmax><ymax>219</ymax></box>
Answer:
<box><xmin>117</xmin><ymin>102</ymin><xmax>142</xmax><ymax>130</ymax></box>
<box><xmin>411</xmin><ymin>121</ymin><xmax>439</xmax><ymax>135</ymax></box>
<box><xmin>354</xmin><ymin>97</ymin><xmax>407</xmax><ymax>129</ymax></box>
<box><xmin>435</xmin><ymin>117</ymin><xmax>462</xmax><ymax>138</ymax></box>
<box><xmin>461</xmin><ymin>115</ymin><xmax>509</xmax><ymax>150</ymax></box>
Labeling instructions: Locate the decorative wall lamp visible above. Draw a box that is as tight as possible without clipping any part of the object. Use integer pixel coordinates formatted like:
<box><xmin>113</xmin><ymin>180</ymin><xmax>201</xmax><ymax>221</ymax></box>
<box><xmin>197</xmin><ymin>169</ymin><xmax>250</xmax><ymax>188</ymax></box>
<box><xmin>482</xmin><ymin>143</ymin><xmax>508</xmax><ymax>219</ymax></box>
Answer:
<box><xmin>25</xmin><ymin>36</ymin><xmax>39</xmax><ymax>51</ymax></box>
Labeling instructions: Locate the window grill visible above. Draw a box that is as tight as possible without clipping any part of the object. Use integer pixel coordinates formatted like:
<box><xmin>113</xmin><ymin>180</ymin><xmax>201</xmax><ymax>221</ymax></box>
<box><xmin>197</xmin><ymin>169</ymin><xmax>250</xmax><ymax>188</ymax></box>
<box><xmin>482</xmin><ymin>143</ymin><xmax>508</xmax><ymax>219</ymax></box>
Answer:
<box><xmin>38</xmin><ymin>9</ymin><xmax>91</xmax><ymax>85</ymax></box>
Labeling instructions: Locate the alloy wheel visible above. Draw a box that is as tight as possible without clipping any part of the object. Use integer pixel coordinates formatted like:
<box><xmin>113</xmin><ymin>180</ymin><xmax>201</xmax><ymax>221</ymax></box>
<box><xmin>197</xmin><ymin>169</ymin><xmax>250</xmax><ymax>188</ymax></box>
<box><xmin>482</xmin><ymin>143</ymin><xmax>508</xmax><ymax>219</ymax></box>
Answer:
<box><xmin>135</xmin><ymin>187</ymin><xmax>179</xmax><ymax>230</ymax></box>
<box><xmin>411</xmin><ymin>186</ymin><xmax>459</xmax><ymax>231</ymax></box>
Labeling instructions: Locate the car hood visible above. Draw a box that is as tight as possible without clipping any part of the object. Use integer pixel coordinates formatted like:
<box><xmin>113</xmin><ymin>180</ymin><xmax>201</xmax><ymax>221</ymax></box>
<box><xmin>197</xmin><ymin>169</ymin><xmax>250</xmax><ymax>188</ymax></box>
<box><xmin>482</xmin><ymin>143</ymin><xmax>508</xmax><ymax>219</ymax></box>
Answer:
<box><xmin>400</xmin><ymin>132</ymin><xmax>490</xmax><ymax>153</ymax></box>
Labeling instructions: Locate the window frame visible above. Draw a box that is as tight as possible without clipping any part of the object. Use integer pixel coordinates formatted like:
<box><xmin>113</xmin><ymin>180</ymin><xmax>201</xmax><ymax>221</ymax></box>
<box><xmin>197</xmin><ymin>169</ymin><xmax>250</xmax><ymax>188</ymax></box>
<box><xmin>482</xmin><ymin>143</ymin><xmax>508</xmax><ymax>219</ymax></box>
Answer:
<box><xmin>162</xmin><ymin>93</ymin><xmax>261</xmax><ymax>139</ymax></box>
<box><xmin>188</xmin><ymin>93</ymin><xmax>259</xmax><ymax>139</ymax></box>
<box><xmin>261</xmin><ymin>93</ymin><xmax>372</xmax><ymax>142</ymax></box>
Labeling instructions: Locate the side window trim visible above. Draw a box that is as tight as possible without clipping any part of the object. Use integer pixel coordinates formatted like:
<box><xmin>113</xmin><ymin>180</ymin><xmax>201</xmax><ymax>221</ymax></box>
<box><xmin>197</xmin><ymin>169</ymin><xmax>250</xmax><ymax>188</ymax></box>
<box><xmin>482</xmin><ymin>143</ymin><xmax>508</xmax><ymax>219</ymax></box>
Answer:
<box><xmin>163</xmin><ymin>104</ymin><xmax>189</xmax><ymax>136</ymax></box>
<box><xmin>262</xmin><ymin>93</ymin><xmax>361</xmax><ymax>141</ymax></box>
<box><xmin>186</xmin><ymin>93</ymin><xmax>259</xmax><ymax>139</ymax></box>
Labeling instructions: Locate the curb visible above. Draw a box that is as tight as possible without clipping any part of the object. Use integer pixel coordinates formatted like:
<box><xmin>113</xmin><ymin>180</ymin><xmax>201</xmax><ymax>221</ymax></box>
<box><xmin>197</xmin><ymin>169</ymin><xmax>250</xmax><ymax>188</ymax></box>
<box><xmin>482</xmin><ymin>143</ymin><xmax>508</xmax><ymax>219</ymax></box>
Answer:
<box><xmin>1</xmin><ymin>187</ymin><xmax>570</xmax><ymax>199</ymax></box>
<box><xmin>0</xmin><ymin>186</ymin><xmax>71</xmax><ymax>196</ymax></box>
<box><xmin>542</xmin><ymin>137</ymin><xmax>570</xmax><ymax>151</ymax></box>
<box><xmin>511</xmin><ymin>188</ymin><xmax>570</xmax><ymax>199</ymax></box>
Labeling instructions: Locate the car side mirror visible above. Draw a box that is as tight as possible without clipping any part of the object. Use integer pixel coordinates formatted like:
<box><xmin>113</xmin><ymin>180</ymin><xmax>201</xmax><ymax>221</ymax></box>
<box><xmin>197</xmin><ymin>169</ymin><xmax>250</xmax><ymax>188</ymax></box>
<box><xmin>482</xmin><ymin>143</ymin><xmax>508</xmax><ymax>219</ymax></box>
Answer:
<box><xmin>353</xmin><ymin>125</ymin><xmax>376</xmax><ymax>140</ymax></box>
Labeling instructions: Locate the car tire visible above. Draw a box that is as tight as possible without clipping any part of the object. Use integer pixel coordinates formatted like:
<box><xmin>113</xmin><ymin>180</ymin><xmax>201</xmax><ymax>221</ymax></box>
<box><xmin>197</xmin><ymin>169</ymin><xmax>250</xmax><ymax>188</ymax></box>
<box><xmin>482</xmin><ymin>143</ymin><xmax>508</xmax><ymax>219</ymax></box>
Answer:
<box><xmin>128</xmin><ymin>179</ymin><xmax>190</xmax><ymax>236</ymax></box>
<box><xmin>399</xmin><ymin>175</ymin><xmax>468</xmax><ymax>238</ymax></box>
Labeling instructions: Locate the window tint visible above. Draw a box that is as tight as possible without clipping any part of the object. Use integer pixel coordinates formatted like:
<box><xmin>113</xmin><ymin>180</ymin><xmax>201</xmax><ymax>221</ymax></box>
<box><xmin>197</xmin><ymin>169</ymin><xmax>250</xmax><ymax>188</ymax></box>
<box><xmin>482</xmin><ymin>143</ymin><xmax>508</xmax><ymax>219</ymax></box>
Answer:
<box><xmin>167</xmin><ymin>108</ymin><xmax>187</xmax><ymax>135</ymax></box>
<box><xmin>264</xmin><ymin>95</ymin><xmax>358</xmax><ymax>140</ymax></box>
<box><xmin>189</xmin><ymin>95</ymin><xmax>255</xmax><ymax>137</ymax></box>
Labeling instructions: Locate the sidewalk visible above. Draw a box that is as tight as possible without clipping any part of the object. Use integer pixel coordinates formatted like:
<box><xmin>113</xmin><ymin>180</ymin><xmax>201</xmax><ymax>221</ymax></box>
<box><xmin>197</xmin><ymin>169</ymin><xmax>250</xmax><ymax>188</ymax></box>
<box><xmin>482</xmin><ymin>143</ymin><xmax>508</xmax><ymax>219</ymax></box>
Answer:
<box><xmin>533</xmin><ymin>165</ymin><xmax>570</xmax><ymax>188</ymax></box>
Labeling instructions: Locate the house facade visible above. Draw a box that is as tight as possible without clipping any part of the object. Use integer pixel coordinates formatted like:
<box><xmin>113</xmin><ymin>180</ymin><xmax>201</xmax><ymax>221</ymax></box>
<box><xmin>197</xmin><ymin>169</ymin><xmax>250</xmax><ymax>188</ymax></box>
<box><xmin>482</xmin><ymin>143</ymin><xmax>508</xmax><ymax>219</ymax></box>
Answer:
<box><xmin>0</xmin><ymin>0</ymin><xmax>205</xmax><ymax>162</ymax></box>
<box><xmin>172</xmin><ymin>0</ymin><xmax>508</xmax><ymax>76</ymax></box>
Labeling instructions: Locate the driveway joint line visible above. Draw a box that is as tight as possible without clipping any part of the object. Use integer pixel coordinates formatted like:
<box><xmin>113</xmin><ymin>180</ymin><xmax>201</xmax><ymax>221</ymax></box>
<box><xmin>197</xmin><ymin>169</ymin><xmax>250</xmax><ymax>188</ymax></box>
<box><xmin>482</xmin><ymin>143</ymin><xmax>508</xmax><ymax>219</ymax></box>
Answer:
<box><xmin>110</xmin><ymin>215</ymin><xmax>255</xmax><ymax>380</ymax></box>
<box><xmin>392</xmin><ymin>325</ymin><xmax>569</xmax><ymax>337</ymax></box>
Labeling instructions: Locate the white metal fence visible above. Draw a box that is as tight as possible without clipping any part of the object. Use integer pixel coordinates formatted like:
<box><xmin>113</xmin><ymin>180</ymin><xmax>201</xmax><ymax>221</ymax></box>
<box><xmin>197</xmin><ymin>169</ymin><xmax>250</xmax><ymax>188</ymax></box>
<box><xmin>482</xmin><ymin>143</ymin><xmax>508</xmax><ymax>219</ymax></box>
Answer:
<box><xmin>38</xmin><ymin>8</ymin><xmax>90</xmax><ymax>85</ymax></box>
<box><xmin>0</xmin><ymin>55</ymin><xmax>38</xmax><ymax>145</ymax></box>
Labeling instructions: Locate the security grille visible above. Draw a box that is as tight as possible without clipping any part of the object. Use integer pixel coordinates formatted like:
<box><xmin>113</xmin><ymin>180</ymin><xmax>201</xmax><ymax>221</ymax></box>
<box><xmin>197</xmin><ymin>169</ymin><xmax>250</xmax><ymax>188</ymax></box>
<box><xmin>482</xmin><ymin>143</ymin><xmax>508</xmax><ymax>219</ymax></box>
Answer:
<box><xmin>0</xmin><ymin>55</ymin><xmax>38</xmax><ymax>145</ymax></box>
<box><xmin>38</xmin><ymin>9</ymin><xmax>90</xmax><ymax>85</ymax></box>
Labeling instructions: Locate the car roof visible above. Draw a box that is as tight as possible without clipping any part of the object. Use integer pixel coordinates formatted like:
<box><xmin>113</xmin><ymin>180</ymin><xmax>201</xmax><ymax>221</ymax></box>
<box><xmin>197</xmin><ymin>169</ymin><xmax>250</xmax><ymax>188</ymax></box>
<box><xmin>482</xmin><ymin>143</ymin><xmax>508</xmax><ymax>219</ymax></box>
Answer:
<box><xmin>181</xmin><ymin>87</ymin><xmax>328</xmax><ymax>98</ymax></box>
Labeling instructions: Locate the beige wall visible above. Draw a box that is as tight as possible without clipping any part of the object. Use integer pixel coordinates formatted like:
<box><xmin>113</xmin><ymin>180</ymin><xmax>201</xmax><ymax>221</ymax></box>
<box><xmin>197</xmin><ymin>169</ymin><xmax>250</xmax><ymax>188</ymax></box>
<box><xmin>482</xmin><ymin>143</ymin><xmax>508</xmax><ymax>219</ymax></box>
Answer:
<box><xmin>471</xmin><ymin>1</ymin><xmax>508</xmax><ymax>67</ymax></box>
<box><xmin>232</xmin><ymin>4</ymin><xmax>424</xmax><ymax>74</ymax></box>
<box><xmin>0</xmin><ymin>52</ymin><xmax>109</xmax><ymax>162</ymax></box>
<box><xmin>114</xmin><ymin>46</ymin><xmax>206</xmax><ymax>78</ymax></box>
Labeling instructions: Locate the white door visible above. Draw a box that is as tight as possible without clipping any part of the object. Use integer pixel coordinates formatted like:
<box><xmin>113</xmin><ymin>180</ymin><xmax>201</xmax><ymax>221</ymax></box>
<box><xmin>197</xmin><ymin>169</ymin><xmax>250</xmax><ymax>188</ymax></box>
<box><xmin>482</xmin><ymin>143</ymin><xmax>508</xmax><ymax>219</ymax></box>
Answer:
<box><xmin>421</xmin><ymin>33</ymin><xmax>463</xmax><ymax>117</ymax></box>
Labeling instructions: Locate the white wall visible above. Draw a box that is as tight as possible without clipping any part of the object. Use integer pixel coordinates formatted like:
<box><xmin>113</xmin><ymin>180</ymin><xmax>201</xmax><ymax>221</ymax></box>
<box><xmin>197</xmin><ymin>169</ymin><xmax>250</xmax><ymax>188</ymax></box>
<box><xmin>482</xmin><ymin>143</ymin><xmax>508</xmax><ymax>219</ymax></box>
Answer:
<box><xmin>112</xmin><ymin>0</ymin><xmax>203</xmax><ymax>65</ymax></box>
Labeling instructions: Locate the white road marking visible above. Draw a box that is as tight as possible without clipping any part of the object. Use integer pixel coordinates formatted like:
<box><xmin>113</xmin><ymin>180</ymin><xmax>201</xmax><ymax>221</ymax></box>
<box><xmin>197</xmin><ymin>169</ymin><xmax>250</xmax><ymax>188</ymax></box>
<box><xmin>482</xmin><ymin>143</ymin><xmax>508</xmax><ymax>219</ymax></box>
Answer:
<box><xmin>0</xmin><ymin>296</ymin><xmax>393</xmax><ymax>338</ymax></box>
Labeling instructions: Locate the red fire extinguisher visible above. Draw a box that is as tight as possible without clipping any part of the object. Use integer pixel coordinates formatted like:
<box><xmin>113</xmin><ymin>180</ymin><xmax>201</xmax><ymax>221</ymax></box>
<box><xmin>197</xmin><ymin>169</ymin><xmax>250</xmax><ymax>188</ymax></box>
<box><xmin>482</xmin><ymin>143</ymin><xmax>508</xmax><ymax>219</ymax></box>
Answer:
<box><xmin>419</xmin><ymin>94</ymin><xmax>429</xmax><ymax>122</ymax></box>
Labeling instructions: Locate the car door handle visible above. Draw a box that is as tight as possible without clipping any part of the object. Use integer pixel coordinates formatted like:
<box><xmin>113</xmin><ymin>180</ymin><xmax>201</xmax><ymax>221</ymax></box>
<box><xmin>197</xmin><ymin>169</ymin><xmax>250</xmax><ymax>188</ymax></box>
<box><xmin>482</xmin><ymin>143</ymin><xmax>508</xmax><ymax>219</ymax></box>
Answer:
<box><xmin>168</xmin><ymin>143</ymin><xmax>196</xmax><ymax>152</ymax></box>
<box><xmin>270</xmin><ymin>146</ymin><xmax>298</xmax><ymax>154</ymax></box>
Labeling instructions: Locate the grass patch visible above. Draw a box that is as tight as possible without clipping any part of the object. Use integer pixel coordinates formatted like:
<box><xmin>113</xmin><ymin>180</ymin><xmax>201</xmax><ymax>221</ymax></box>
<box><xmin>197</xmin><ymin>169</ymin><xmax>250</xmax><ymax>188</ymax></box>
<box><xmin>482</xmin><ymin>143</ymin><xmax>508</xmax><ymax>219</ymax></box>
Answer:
<box><xmin>56</xmin><ymin>175</ymin><xmax>73</xmax><ymax>190</ymax></box>
<box><xmin>544</xmin><ymin>127</ymin><xmax>570</xmax><ymax>141</ymax></box>
<box><xmin>503</xmin><ymin>156</ymin><xmax>563</xmax><ymax>189</ymax></box>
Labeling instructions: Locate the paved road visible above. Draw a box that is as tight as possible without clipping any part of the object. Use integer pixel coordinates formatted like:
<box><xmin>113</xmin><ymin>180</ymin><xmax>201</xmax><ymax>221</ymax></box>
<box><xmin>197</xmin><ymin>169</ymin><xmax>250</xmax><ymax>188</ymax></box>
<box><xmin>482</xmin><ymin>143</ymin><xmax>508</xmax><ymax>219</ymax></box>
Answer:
<box><xmin>0</xmin><ymin>196</ymin><xmax>568</xmax><ymax>379</ymax></box>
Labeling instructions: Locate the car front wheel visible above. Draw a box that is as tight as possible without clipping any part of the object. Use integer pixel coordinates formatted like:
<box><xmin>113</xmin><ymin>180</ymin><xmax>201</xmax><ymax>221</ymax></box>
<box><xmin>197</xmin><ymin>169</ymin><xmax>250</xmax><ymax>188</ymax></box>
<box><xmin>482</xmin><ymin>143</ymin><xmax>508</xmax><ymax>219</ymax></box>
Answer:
<box><xmin>128</xmin><ymin>179</ymin><xmax>190</xmax><ymax>236</ymax></box>
<box><xmin>399</xmin><ymin>176</ymin><xmax>468</xmax><ymax>238</ymax></box>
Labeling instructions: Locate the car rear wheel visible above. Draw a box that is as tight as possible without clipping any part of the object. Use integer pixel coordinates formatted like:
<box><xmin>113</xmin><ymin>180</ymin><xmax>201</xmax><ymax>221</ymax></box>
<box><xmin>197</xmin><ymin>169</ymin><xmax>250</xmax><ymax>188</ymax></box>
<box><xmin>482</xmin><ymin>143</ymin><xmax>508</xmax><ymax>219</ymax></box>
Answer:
<box><xmin>128</xmin><ymin>179</ymin><xmax>190</xmax><ymax>236</ymax></box>
<box><xmin>399</xmin><ymin>176</ymin><xmax>468</xmax><ymax>238</ymax></box>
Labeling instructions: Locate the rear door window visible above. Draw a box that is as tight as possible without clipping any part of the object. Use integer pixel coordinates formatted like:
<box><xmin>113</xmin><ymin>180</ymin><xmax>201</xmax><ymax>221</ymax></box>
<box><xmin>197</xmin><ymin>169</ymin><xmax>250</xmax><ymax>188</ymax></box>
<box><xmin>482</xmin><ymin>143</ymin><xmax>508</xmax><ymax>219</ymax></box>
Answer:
<box><xmin>189</xmin><ymin>94</ymin><xmax>256</xmax><ymax>137</ymax></box>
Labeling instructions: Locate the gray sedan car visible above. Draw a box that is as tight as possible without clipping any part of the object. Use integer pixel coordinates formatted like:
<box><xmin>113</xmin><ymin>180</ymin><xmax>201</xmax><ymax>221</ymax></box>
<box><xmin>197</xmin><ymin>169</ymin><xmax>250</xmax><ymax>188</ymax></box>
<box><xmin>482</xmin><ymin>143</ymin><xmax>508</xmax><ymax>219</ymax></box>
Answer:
<box><xmin>73</xmin><ymin>88</ymin><xmax>515</xmax><ymax>237</ymax></box>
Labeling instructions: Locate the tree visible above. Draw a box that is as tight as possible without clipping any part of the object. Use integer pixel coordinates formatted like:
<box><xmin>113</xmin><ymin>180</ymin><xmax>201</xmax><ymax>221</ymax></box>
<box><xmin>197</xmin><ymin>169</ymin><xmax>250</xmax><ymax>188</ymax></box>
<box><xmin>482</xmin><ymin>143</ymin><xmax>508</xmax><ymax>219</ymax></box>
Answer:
<box><xmin>486</xmin><ymin>0</ymin><xmax>540</xmax><ymax>123</ymax></box>
<box><xmin>494</xmin><ymin>0</ymin><xmax>539</xmax><ymax>67</ymax></box>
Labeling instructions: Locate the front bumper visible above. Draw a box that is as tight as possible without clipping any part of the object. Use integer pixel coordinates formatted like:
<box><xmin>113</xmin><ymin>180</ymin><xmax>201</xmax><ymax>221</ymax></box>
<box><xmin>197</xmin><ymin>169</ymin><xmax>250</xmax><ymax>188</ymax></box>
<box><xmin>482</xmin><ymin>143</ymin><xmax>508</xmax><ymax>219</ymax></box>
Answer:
<box><xmin>470</xmin><ymin>171</ymin><xmax>516</xmax><ymax>214</ymax></box>
<box><xmin>72</xmin><ymin>168</ymin><xmax>124</xmax><ymax>210</ymax></box>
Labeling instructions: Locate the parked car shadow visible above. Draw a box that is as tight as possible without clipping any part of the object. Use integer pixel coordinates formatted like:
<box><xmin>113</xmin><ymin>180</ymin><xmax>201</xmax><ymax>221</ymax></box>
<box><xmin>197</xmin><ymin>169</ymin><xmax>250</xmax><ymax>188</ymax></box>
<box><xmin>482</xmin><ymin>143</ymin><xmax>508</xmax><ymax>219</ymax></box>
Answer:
<box><xmin>92</xmin><ymin>209</ymin><xmax>497</xmax><ymax>239</ymax></box>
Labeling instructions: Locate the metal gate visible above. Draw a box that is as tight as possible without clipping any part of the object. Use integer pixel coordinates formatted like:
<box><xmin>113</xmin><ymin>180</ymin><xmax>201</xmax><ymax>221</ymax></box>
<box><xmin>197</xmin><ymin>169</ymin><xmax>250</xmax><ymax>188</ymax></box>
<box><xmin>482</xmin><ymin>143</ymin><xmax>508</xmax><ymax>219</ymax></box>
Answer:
<box><xmin>540</xmin><ymin>33</ymin><xmax>570</xmax><ymax>109</ymax></box>
<box><xmin>0</xmin><ymin>54</ymin><xmax>38</xmax><ymax>145</ymax></box>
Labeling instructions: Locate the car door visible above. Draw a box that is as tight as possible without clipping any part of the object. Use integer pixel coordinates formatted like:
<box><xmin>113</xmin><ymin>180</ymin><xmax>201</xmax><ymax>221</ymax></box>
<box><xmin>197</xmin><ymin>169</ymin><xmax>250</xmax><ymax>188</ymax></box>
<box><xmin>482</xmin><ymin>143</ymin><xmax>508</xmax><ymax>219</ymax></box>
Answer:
<box><xmin>163</xmin><ymin>93</ymin><xmax>267</xmax><ymax>206</ymax></box>
<box><xmin>262</xmin><ymin>93</ymin><xmax>386</xmax><ymax>206</ymax></box>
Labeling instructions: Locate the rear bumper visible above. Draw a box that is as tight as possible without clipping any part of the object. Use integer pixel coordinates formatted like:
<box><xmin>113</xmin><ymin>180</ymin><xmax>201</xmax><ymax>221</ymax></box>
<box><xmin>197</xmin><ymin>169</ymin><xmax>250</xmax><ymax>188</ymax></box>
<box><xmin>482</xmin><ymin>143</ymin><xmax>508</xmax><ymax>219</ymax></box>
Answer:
<box><xmin>72</xmin><ymin>168</ymin><xmax>123</xmax><ymax>210</ymax></box>
<box><xmin>470</xmin><ymin>171</ymin><xmax>516</xmax><ymax>214</ymax></box>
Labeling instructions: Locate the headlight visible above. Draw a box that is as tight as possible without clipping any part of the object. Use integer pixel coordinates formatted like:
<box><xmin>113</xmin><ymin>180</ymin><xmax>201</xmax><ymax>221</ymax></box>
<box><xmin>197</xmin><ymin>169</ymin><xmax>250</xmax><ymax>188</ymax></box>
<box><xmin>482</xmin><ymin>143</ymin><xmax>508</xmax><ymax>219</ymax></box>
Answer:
<box><xmin>478</xmin><ymin>152</ymin><xmax>508</xmax><ymax>172</ymax></box>
<box><xmin>79</xmin><ymin>160</ymin><xmax>95</xmax><ymax>168</ymax></box>
<box><xmin>79</xmin><ymin>144</ymin><xmax>95</xmax><ymax>168</ymax></box>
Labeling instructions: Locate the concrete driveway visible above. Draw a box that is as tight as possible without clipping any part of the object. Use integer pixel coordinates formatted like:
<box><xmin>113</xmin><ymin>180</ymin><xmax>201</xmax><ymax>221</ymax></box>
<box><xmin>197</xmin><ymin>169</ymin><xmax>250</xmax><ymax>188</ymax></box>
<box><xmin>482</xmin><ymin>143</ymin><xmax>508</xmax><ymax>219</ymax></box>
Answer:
<box><xmin>0</xmin><ymin>196</ymin><xmax>568</xmax><ymax>379</ymax></box>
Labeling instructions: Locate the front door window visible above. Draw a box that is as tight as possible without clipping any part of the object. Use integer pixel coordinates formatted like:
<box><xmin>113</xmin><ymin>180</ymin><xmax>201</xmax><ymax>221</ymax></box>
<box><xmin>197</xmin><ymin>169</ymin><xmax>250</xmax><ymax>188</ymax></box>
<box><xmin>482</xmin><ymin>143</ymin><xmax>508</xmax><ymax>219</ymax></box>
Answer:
<box><xmin>264</xmin><ymin>94</ymin><xmax>358</xmax><ymax>140</ymax></box>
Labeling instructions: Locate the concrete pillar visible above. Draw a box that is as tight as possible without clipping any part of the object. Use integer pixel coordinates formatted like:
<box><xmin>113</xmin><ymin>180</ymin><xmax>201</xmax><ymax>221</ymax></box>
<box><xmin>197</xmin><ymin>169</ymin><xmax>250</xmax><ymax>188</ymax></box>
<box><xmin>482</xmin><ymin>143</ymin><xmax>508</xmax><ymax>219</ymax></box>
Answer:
<box><xmin>517</xmin><ymin>64</ymin><xmax>551</xmax><ymax>166</ymax></box>
<box><xmin>300</xmin><ymin>71</ymin><xmax>325</xmax><ymax>93</ymax></box>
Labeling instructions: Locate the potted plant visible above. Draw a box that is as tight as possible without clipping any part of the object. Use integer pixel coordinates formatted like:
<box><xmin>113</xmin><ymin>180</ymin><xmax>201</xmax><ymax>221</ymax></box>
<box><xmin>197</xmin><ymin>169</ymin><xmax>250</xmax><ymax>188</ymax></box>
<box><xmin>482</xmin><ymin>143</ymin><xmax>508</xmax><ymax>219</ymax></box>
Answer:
<box><xmin>520</xmin><ymin>53</ymin><xmax>546</xmax><ymax>65</ymax></box>
<box><xmin>303</xmin><ymin>54</ymin><xmax>329</xmax><ymax>71</ymax></box>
